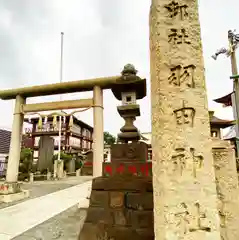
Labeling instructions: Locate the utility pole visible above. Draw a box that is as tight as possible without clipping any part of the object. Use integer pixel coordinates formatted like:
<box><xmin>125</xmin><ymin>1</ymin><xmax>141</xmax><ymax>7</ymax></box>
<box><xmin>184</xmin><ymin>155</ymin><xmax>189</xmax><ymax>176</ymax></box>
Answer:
<box><xmin>212</xmin><ymin>30</ymin><xmax>239</xmax><ymax>154</ymax></box>
<box><xmin>58</xmin><ymin>32</ymin><xmax>64</xmax><ymax>163</ymax></box>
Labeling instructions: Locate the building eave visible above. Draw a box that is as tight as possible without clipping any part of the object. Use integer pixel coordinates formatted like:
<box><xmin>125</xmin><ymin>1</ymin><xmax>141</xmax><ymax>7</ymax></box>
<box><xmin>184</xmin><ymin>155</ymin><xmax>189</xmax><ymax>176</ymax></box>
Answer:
<box><xmin>213</xmin><ymin>92</ymin><xmax>233</xmax><ymax>106</ymax></box>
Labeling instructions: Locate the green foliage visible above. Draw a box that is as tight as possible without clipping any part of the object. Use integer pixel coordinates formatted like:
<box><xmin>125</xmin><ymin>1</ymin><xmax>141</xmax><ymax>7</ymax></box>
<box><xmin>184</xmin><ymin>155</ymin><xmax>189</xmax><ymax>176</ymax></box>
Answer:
<box><xmin>52</xmin><ymin>151</ymin><xmax>72</xmax><ymax>162</ymax></box>
<box><xmin>20</xmin><ymin>148</ymin><xmax>33</xmax><ymax>162</ymax></box>
<box><xmin>19</xmin><ymin>148</ymin><xmax>33</xmax><ymax>173</ymax></box>
<box><xmin>75</xmin><ymin>159</ymin><xmax>83</xmax><ymax>170</ymax></box>
<box><xmin>104</xmin><ymin>131</ymin><xmax>116</xmax><ymax>145</ymax></box>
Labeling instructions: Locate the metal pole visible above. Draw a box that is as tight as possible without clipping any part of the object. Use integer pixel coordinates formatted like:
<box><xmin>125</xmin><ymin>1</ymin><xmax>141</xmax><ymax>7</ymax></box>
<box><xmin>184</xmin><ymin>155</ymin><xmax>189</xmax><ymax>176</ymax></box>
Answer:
<box><xmin>57</xmin><ymin>32</ymin><xmax>64</xmax><ymax>165</ymax></box>
<box><xmin>229</xmin><ymin>41</ymin><xmax>239</xmax><ymax>155</ymax></box>
<box><xmin>212</xmin><ymin>30</ymin><xmax>239</xmax><ymax>155</ymax></box>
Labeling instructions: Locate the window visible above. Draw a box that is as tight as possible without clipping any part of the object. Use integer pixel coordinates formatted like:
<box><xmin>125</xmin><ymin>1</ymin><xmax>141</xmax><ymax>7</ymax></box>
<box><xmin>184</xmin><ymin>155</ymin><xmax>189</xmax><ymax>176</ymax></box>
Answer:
<box><xmin>126</xmin><ymin>96</ymin><xmax>132</xmax><ymax>102</ymax></box>
<box><xmin>211</xmin><ymin>131</ymin><xmax>217</xmax><ymax>138</ymax></box>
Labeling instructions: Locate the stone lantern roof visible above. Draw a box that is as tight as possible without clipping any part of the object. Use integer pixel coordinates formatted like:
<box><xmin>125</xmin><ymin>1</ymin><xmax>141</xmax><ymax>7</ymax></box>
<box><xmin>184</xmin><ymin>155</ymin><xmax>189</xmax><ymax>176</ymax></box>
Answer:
<box><xmin>111</xmin><ymin>64</ymin><xmax>146</xmax><ymax>100</ymax></box>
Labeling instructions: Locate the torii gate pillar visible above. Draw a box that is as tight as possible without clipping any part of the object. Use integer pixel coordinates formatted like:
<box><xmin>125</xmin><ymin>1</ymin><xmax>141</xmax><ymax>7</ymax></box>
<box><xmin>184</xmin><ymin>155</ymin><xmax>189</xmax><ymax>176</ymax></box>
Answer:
<box><xmin>93</xmin><ymin>85</ymin><xmax>104</xmax><ymax>177</ymax></box>
<box><xmin>6</xmin><ymin>95</ymin><xmax>25</xmax><ymax>183</ymax></box>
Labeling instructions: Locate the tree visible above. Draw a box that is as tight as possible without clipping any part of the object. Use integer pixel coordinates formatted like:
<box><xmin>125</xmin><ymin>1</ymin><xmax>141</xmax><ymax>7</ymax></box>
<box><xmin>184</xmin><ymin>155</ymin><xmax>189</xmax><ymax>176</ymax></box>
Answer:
<box><xmin>19</xmin><ymin>148</ymin><xmax>33</xmax><ymax>173</ymax></box>
<box><xmin>104</xmin><ymin>131</ymin><xmax>116</xmax><ymax>145</ymax></box>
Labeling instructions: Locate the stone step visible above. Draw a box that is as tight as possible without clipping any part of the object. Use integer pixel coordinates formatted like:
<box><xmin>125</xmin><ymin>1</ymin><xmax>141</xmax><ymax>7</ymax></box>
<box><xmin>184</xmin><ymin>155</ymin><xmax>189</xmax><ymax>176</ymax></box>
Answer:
<box><xmin>92</xmin><ymin>176</ymin><xmax>153</xmax><ymax>191</ymax></box>
<box><xmin>85</xmin><ymin>207</ymin><xmax>154</xmax><ymax>228</ymax></box>
<box><xmin>79</xmin><ymin>223</ymin><xmax>154</xmax><ymax>240</ymax></box>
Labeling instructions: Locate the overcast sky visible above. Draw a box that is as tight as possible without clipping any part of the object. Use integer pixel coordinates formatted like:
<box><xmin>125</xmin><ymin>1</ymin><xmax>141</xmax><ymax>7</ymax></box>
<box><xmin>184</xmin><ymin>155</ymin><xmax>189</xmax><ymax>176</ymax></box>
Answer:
<box><xmin>0</xmin><ymin>0</ymin><xmax>238</xmax><ymax>135</ymax></box>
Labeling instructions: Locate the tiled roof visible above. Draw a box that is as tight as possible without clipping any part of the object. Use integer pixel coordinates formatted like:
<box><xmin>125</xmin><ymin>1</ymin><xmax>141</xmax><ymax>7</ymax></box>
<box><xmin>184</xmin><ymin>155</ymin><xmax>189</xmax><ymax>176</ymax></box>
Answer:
<box><xmin>0</xmin><ymin>129</ymin><xmax>11</xmax><ymax>154</ymax></box>
<box><xmin>209</xmin><ymin>112</ymin><xmax>234</xmax><ymax>128</ymax></box>
<box><xmin>213</xmin><ymin>92</ymin><xmax>233</xmax><ymax>106</ymax></box>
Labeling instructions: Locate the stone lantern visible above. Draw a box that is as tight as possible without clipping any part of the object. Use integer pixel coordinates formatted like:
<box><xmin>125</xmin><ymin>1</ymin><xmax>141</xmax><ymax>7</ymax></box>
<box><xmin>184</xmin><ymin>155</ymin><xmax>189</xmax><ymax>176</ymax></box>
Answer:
<box><xmin>111</xmin><ymin>64</ymin><xmax>146</xmax><ymax>143</ymax></box>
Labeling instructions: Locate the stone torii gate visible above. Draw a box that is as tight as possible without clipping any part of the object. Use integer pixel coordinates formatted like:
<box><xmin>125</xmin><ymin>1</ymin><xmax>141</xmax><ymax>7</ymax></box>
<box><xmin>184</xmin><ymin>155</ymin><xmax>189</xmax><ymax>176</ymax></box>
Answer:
<box><xmin>0</xmin><ymin>64</ymin><xmax>144</xmax><ymax>202</ymax></box>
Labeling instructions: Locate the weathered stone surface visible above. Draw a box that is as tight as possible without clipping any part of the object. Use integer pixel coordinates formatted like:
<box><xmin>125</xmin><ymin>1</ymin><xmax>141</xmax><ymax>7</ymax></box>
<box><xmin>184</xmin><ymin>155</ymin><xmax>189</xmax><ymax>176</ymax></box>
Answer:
<box><xmin>79</xmin><ymin>175</ymin><xmax>154</xmax><ymax>239</ymax></box>
<box><xmin>112</xmin><ymin>210</ymin><xmax>130</xmax><ymax>226</ymax></box>
<box><xmin>125</xmin><ymin>192</ymin><xmax>153</xmax><ymax>210</ymax></box>
<box><xmin>0</xmin><ymin>190</ymin><xmax>29</xmax><ymax>203</ymax></box>
<box><xmin>81</xmin><ymin>152</ymin><xmax>93</xmax><ymax>176</ymax></box>
<box><xmin>131</xmin><ymin>210</ymin><xmax>154</xmax><ymax>228</ymax></box>
<box><xmin>111</xmin><ymin>142</ymin><xmax>148</xmax><ymax>162</ymax></box>
<box><xmin>80</xmin><ymin>223</ymin><xmax>154</xmax><ymax>240</ymax></box>
<box><xmin>0</xmin><ymin>182</ymin><xmax>22</xmax><ymax>195</ymax></box>
<box><xmin>92</xmin><ymin>176</ymin><xmax>153</xmax><ymax>191</ymax></box>
<box><xmin>85</xmin><ymin>207</ymin><xmax>113</xmax><ymax>225</ymax></box>
<box><xmin>150</xmin><ymin>0</ymin><xmax>221</xmax><ymax>239</ymax></box>
<box><xmin>212</xmin><ymin>140</ymin><xmax>239</xmax><ymax>240</ymax></box>
<box><xmin>136</xmin><ymin>229</ymin><xmax>155</xmax><ymax>240</ymax></box>
<box><xmin>90</xmin><ymin>191</ymin><xmax>108</xmax><ymax>207</ymax></box>
<box><xmin>79</xmin><ymin>223</ymin><xmax>101</xmax><ymax>240</ymax></box>
<box><xmin>110</xmin><ymin>192</ymin><xmax>124</xmax><ymax>208</ymax></box>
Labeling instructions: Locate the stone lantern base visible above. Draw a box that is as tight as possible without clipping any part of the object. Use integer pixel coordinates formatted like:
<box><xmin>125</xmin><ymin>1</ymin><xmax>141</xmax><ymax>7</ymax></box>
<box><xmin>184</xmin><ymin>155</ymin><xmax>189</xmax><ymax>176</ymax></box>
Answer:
<box><xmin>117</xmin><ymin>105</ymin><xmax>141</xmax><ymax>143</ymax></box>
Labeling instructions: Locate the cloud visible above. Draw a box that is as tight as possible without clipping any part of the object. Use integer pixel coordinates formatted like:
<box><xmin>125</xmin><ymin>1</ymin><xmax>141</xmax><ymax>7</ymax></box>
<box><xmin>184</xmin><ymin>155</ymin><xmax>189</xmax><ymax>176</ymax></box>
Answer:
<box><xmin>0</xmin><ymin>0</ymin><xmax>238</xmax><ymax>134</ymax></box>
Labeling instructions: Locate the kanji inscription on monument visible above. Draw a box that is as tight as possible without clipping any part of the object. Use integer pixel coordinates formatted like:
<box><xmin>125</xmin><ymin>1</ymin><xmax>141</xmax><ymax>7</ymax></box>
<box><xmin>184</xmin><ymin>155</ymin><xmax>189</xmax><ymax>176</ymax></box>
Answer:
<box><xmin>150</xmin><ymin>0</ymin><xmax>221</xmax><ymax>237</ymax></box>
<box><xmin>175</xmin><ymin>202</ymin><xmax>211</xmax><ymax>238</ymax></box>
<box><xmin>165</xmin><ymin>1</ymin><xmax>188</xmax><ymax>20</ymax></box>
<box><xmin>174</xmin><ymin>100</ymin><xmax>195</xmax><ymax>127</ymax></box>
<box><xmin>168</xmin><ymin>64</ymin><xmax>196</xmax><ymax>88</ymax></box>
<box><xmin>168</xmin><ymin>28</ymin><xmax>191</xmax><ymax>45</ymax></box>
<box><xmin>171</xmin><ymin>147</ymin><xmax>203</xmax><ymax>177</ymax></box>
<box><xmin>190</xmin><ymin>148</ymin><xmax>203</xmax><ymax>178</ymax></box>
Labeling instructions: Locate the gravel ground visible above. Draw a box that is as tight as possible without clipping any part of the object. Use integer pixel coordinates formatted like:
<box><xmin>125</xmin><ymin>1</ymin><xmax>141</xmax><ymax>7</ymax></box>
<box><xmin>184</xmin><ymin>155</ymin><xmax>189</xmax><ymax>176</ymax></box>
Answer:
<box><xmin>0</xmin><ymin>176</ymin><xmax>92</xmax><ymax>210</ymax></box>
<box><xmin>12</xmin><ymin>205</ymin><xmax>87</xmax><ymax>240</ymax></box>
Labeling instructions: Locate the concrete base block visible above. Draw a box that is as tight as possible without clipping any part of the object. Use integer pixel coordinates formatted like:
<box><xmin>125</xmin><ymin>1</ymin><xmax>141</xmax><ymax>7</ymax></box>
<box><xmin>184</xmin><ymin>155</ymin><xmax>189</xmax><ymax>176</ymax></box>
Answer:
<box><xmin>78</xmin><ymin>198</ymin><xmax>90</xmax><ymax>209</ymax></box>
<box><xmin>0</xmin><ymin>190</ymin><xmax>29</xmax><ymax>203</ymax></box>
<box><xmin>0</xmin><ymin>182</ymin><xmax>22</xmax><ymax>194</ymax></box>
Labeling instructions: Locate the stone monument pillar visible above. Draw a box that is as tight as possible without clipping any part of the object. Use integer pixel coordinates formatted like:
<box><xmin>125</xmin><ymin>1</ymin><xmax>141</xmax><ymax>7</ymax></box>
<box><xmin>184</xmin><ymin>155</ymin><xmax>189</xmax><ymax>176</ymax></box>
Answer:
<box><xmin>150</xmin><ymin>1</ymin><xmax>221</xmax><ymax>239</ymax></box>
<box><xmin>212</xmin><ymin>139</ymin><xmax>239</xmax><ymax>240</ymax></box>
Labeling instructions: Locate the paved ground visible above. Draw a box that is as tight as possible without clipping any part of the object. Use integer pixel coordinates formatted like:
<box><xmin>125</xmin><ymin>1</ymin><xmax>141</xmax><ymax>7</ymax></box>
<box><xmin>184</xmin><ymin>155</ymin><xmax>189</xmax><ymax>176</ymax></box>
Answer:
<box><xmin>0</xmin><ymin>177</ymin><xmax>92</xmax><ymax>240</ymax></box>
<box><xmin>13</xmin><ymin>206</ymin><xmax>87</xmax><ymax>240</ymax></box>
<box><xmin>0</xmin><ymin>176</ymin><xmax>92</xmax><ymax>210</ymax></box>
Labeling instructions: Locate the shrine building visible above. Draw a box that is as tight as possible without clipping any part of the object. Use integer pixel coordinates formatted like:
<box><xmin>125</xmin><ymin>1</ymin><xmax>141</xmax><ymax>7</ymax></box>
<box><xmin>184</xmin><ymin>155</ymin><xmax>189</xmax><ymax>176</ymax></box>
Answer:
<box><xmin>23</xmin><ymin>113</ymin><xmax>93</xmax><ymax>165</ymax></box>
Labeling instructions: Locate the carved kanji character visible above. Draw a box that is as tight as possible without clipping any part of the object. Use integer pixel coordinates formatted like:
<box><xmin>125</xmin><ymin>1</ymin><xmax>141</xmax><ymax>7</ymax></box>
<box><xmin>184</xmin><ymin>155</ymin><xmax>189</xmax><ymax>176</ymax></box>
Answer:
<box><xmin>190</xmin><ymin>148</ymin><xmax>203</xmax><ymax>178</ymax></box>
<box><xmin>175</xmin><ymin>203</ymin><xmax>190</xmax><ymax>236</ymax></box>
<box><xmin>171</xmin><ymin>148</ymin><xmax>186</xmax><ymax>176</ymax></box>
<box><xmin>174</xmin><ymin>101</ymin><xmax>195</xmax><ymax>127</ymax></box>
<box><xmin>168</xmin><ymin>64</ymin><xmax>195</xmax><ymax>88</ymax></box>
<box><xmin>165</xmin><ymin>1</ymin><xmax>188</xmax><ymax>20</ymax></box>
<box><xmin>189</xmin><ymin>203</ymin><xmax>211</xmax><ymax>232</ymax></box>
<box><xmin>169</xmin><ymin>28</ymin><xmax>191</xmax><ymax>45</ymax></box>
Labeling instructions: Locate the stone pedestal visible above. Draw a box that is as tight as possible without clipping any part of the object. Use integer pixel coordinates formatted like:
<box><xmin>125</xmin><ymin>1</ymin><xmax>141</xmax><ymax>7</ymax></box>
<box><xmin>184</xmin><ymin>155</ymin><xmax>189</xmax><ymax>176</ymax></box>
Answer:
<box><xmin>78</xmin><ymin>142</ymin><xmax>154</xmax><ymax>239</ymax></box>
<box><xmin>81</xmin><ymin>152</ymin><xmax>93</xmax><ymax>176</ymax></box>
<box><xmin>57</xmin><ymin>160</ymin><xmax>64</xmax><ymax>179</ymax></box>
<box><xmin>0</xmin><ymin>182</ymin><xmax>29</xmax><ymax>203</ymax></box>
<box><xmin>76</xmin><ymin>169</ymin><xmax>81</xmax><ymax>177</ymax></box>
<box><xmin>47</xmin><ymin>171</ymin><xmax>51</xmax><ymax>180</ymax></box>
<box><xmin>67</xmin><ymin>158</ymin><xmax>76</xmax><ymax>173</ymax></box>
<box><xmin>117</xmin><ymin>105</ymin><xmax>141</xmax><ymax>143</ymax></box>
<box><xmin>212</xmin><ymin>139</ymin><xmax>239</xmax><ymax>240</ymax></box>
<box><xmin>29</xmin><ymin>173</ymin><xmax>34</xmax><ymax>183</ymax></box>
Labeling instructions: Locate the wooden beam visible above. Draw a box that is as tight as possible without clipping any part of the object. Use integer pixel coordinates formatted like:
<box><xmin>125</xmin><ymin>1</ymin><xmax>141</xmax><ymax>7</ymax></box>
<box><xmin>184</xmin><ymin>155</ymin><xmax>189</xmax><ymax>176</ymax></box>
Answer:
<box><xmin>22</xmin><ymin>99</ymin><xmax>93</xmax><ymax>113</ymax></box>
